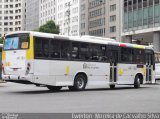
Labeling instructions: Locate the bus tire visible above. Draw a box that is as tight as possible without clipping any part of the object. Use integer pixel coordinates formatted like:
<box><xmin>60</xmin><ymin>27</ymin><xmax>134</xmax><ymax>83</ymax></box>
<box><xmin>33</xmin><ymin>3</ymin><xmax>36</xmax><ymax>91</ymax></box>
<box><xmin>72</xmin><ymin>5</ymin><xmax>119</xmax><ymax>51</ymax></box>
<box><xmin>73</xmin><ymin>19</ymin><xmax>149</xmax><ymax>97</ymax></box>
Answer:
<box><xmin>47</xmin><ymin>86</ymin><xmax>62</xmax><ymax>91</ymax></box>
<box><xmin>134</xmin><ymin>76</ymin><xmax>140</xmax><ymax>88</ymax></box>
<box><xmin>69</xmin><ymin>74</ymin><xmax>87</xmax><ymax>91</ymax></box>
<box><xmin>110</xmin><ymin>85</ymin><xmax>115</xmax><ymax>89</ymax></box>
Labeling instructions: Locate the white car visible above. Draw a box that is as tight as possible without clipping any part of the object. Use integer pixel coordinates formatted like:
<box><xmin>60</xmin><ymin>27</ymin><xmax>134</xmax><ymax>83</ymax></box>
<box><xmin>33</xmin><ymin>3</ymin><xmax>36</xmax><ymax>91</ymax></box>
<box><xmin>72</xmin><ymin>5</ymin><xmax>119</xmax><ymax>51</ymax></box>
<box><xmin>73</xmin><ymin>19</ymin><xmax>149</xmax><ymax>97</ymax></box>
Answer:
<box><xmin>155</xmin><ymin>52</ymin><xmax>160</xmax><ymax>80</ymax></box>
<box><xmin>155</xmin><ymin>63</ymin><xmax>160</xmax><ymax>80</ymax></box>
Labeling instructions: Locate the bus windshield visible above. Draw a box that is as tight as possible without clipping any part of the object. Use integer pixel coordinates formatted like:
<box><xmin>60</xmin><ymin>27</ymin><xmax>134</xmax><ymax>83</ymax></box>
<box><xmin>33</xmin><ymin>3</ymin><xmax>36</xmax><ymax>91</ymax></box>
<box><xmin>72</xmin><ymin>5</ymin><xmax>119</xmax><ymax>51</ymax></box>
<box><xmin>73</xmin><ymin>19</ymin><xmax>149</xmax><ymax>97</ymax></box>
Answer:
<box><xmin>4</xmin><ymin>33</ymin><xmax>29</xmax><ymax>50</ymax></box>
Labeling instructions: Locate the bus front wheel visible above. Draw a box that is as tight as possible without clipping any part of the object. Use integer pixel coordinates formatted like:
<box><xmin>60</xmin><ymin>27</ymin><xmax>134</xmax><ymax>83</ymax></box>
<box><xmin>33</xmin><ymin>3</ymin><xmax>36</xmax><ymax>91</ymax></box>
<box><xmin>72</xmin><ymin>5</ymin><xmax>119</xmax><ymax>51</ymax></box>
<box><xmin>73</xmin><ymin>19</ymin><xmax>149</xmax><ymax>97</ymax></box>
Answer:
<box><xmin>47</xmin><ymin>86</ymin><xmax>62</xmax><ymax>91</ymax></box>
<box><xmin>69</xmin><ymin>74</ymin><xmax>87</xmax><ymax>91</ymax></box>
<box><xmin>134</xmin><ymin>76</ymin><xmax>140</xmax><ymax>88</ymax></box>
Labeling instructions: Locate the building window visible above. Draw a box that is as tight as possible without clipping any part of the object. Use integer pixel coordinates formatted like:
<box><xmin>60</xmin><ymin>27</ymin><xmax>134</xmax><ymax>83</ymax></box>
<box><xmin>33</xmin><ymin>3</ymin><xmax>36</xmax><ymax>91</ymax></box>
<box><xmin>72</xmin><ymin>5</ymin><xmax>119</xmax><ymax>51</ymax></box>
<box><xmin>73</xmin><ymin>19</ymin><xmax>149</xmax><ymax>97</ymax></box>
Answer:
<box><xmin>143</xmin><ymin>0</ymin><xmax>147</xmax><ymax>8</ymax></box>
<box><xmin>110</xmin><ymin>4</ymin><xmax>116</xmax><ymax>11</ymax></box>
<box><xmin>124</xmin><ymin>0</ymin><xmax>127</xmax><ymax>12</ymax></box>
<box><xmin>143</xmin><ymin>7</ymin><xmax>148</xmax><ymax>26</ymax></box>
<box><xmin>138</xmin><ymin>0</ymin><xmax>142</xmax><ymax>9</ymax></box>
<box><xmin>89</xmin><ymin>18</ymin><xmax>105</xmax><ymax>28</ymax></box>
<box><xmin>133</xmin><ymin>0</ymin><xmax>137</xmax><ymax>10</ymax></box>
<box><xmin>154</xmin><ymin>5</ymin><xmax>160</xmax><ymax>23</ymax></box>
<box><xmin>128</xmin><ymin>11</ymin><xmax>133</xmax><ymax>28</ymax></box>
<box><xmin>138</xmin><ymin>9</ymin><xmax>143</xmax><ymax>26</ymax></box>
<box><xmin>155</xmin><ymin>0</ymin><xmax>160</xmax><ymax>4</ymax></box>
<box><xmin>81</xmin><ymin>4</ymin><xmax>85</xmax><ymax>11</ymax></box>
<box><xmin>81</xmin><ymin>32</ymin><xmax>85</xmax><ymax>35</ymax></box>
<box><xmin>133</xmin><ymin>10</ymin><xmax>138</xmax><ymax>27</ymax></box>
<box><xmin>110</xmin><ymin>15</ymin><xmax>116</xmax><ymax>22</ymax></box>
<box><xmin>128</xmin><ymin>0</ymin><xmax>132</xmax><ymax>11</ymax></box>
<box><xmin>149</xmin><ymin>0</ymin><xmax>153</xmax><ymax>6</ymax></box>
<box><xmin>110</xmin><ymin>26</ymin><xmax>116</xmax><ymax>33</ymax></box>
<box><xmin>81</xmin><ymin>23</ymin><xmax>85</xmax><ymax>29</ymax></box>
<box><xmin>89</xmin><ymin>29</ymin><xmax>105</xmax><ymax>36</ymax></box>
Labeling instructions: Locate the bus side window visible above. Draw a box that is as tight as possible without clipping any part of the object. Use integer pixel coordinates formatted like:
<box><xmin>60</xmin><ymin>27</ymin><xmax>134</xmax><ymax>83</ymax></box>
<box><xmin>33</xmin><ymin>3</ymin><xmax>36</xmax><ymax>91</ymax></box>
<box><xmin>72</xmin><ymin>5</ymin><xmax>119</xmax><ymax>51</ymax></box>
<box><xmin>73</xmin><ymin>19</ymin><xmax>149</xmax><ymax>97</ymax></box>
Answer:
<box><xmin>121</xmin><ymin>48</ymin><xmax>132</xmax><ymax>63</ymax></box>
<box><xmin>42</xmin><ymin>39</ymin><xmax>49</xmax><ymax>58</ymax></box>
<box><xmin>34</xmin><ymin>37</ymin><xmax>43</xmax><ymax>58</ymax></box>
<box><xmin>79</xmin><ymin>43</ymin><xmax>90</xmax><ymax>60</ymax></box>
<box><xmin>61</xmin><ymin>41</ymin><xmax>71</xmax><ymax>59</ymax></box>
<box><xmin>34</xmin><ymin>37</ymin><xmax>49</xmax><ymax>58</ymax></box>
<box><xmin>133</xmin><ymin>49</ymin><xmax>145</xmax><ymax>64</ymax></box>
<box><xmin>50</xmin><ymin>40</ymin><xmax>61</xmax><ymax>59</ymax></box>
<box><xmin>71</xmin><ymin>42</ymin><xmax>79</xmax><ymax>60</ymax></box>
<box><xmin>90</xmin><ymin>44</ymin><xmax>107</xmax><ymax>62</ymax></box>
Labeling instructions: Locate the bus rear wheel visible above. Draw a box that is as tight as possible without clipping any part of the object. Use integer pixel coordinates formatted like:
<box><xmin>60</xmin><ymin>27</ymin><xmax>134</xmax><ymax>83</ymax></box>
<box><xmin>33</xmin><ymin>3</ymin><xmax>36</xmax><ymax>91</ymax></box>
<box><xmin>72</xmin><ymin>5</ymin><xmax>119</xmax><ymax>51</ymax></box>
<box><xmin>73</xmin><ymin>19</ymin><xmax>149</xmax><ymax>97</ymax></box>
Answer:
<box><xmin>47</xmin><ymin>86</ymin><xmax>62</xmax><ymax>91</ymax></box>
<box><xmin>134</xmin><ymin>76</ymin><xmax>140</xmax><ymax>88</ymax></box>
<box><xmin>68</xmin><ymin>74</ymin><xmax>87</xmax><ymax>91</ymax></box>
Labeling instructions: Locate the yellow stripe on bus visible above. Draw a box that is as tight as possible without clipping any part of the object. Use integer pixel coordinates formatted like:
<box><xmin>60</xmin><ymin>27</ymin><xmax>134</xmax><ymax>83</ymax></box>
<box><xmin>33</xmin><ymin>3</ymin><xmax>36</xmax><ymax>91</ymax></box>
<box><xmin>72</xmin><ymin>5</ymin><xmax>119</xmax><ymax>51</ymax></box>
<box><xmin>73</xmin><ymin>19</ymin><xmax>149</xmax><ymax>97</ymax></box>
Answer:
<box><xmin>118</xmin><ymin>68</ymin><xmax>124</xmax><ymax>75</ymax></box>
<box><xmin>65</xmin><ymin>65</ymin><xmax>70</xmax><ymax>75</ymax></box>
<box><xmin>2</xmin><ymin>51</ymin><xmax>6</xmax><ymax>60</ymax></box>
<box><xmin>26</xmin><ymin>35</ymin><xmax>34</xmax><ymax>60</ymax></box>
<box><xmin>133</xmin><ymin>45</ymin><xmax>145</xmax><ymax>49</ymax></box>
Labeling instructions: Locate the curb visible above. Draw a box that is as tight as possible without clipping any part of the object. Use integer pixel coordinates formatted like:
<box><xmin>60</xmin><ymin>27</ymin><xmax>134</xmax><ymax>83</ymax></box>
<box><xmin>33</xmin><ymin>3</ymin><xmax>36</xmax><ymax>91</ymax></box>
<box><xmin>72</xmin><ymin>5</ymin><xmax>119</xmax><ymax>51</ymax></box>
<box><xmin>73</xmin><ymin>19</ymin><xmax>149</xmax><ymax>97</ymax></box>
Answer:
<box><xmin>0</xmin><ymin>80</ymin><xmax>6</xmax><ymax>83</ymax></box>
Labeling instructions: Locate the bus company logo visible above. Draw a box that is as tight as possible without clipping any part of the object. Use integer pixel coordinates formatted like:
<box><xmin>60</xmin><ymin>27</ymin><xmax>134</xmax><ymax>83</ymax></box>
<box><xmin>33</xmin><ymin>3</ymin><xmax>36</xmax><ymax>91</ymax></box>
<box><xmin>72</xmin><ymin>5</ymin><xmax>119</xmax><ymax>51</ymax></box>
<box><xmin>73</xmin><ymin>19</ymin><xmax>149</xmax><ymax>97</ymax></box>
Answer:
<box><xmin>83</xmin><ymin>63</ymin><xmax>88</xmax><ymax>69</ymax></box>
<box><xmin>83</xmin><ymin>63</ymin><xmax>99</xmax><ymax>70</ymax></box>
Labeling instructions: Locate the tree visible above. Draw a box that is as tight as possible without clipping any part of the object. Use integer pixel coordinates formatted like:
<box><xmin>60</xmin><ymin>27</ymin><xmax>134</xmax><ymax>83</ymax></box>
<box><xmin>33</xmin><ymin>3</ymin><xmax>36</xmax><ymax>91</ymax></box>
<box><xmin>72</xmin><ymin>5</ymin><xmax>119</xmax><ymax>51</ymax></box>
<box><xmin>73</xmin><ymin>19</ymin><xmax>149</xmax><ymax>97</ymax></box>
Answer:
<box><xmin>0</xmin><ymin>37</ymin><xmax>4</xmax><ymax>44</ymax></box>
<box><xmin>39</xmin><ymin>20</ymin><xmax>60</xmax><ymax>34</ymax></box>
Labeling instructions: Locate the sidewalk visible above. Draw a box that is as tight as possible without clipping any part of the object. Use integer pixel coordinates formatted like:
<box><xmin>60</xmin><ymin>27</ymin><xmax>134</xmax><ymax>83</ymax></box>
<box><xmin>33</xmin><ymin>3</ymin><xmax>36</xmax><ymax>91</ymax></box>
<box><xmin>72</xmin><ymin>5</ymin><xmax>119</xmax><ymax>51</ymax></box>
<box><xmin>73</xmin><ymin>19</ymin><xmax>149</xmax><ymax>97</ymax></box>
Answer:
<box><xmin>0</xmin><ymin>80</ymin><xmax>5</xmax><ymax>83</ymax></box>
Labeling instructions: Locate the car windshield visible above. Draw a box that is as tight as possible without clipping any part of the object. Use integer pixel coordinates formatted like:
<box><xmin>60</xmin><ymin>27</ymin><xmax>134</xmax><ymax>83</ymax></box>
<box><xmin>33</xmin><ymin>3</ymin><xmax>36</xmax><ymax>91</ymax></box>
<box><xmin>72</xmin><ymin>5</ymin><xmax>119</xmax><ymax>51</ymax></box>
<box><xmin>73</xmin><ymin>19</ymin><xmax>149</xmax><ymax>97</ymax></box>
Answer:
<box><xmin>4</xmin><ymin>33</ymin><xmax>29</xmax><ymax>50</ymax></box>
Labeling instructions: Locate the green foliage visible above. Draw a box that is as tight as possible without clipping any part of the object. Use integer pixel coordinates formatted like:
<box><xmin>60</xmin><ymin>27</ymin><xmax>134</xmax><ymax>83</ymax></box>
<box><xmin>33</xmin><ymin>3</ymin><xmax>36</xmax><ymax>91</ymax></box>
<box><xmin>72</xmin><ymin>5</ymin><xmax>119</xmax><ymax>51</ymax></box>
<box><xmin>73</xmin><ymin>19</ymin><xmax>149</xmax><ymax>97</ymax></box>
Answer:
<box><xmin>33</xmin><ymin>28</ymin><xmax>39</xmax><ymax>32</ymax></box>
<box><xmin>0</xmin><ymin>37</ymin><xmax>4</xmax><ymax>44</ymax></box>
<box><xmin>39</xmin><ymin>20</ymin><xmax>60</xmax><ymax>34</ymax></box>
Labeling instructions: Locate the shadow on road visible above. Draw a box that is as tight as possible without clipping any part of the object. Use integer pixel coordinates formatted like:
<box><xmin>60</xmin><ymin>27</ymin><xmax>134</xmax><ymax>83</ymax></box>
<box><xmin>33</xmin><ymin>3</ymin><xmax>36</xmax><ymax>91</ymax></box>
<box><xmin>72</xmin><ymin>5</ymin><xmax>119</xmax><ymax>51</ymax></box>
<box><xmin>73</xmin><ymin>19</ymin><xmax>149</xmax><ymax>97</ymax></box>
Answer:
<box><xmin>86</xmin><ymin>86</ymin><xmax>150</xmax><ymax>91</ymax></box>
<box><xmin>6</xmin><ymin>86</ymin><xmax>151</xmax><ymax>95</ymax></box>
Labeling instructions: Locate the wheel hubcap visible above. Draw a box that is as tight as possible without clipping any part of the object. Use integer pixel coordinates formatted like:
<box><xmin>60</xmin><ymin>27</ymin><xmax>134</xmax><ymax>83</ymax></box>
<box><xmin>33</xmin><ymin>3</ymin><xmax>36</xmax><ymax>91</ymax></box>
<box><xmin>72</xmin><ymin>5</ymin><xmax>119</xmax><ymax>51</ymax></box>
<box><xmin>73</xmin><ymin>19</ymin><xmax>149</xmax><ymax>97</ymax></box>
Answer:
<box><xmin>77</xmin><ymin>77</ymin><xmax>84</xmax><ymax>89</ymax></box>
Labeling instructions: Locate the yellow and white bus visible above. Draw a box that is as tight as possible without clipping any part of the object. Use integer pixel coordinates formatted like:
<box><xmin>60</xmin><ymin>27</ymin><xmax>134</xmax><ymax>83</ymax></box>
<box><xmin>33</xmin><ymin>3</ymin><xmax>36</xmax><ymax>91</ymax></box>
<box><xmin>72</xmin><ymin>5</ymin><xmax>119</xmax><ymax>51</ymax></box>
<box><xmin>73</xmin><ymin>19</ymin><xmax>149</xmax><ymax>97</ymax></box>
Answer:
<box><xmin>2</xmin><ymin>31</ymin><xmax>155</xmax><ymax>91</ymax></box>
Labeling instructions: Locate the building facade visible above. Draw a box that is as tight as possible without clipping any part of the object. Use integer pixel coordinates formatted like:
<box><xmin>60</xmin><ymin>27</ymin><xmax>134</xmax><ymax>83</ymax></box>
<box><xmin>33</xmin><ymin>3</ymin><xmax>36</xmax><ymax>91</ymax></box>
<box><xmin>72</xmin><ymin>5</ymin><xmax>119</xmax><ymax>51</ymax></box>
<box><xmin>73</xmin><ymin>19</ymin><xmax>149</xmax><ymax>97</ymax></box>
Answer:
<box><xmin>122</xmin><ymin>0</ymin><xmax>160</xmax><ymax>52</ymax></box>
<box><xmin>56</xmin><ymin>0</ymin><xmax>80</xmax><ymax>36</ymax></box>
<box><xmin>87</xmin><ymin>0</ymin><xmax>106</xmax><ymax>37</ymax></box>
<box><xmin>39</xmin><ymin>0</ymin><xmax>122</xmax><ymax>41</ymax></box>
<box><xmin>39</xmin><ymin>0</ymin><xmax>57</xmax><ymax>27</ymax></box>
<box><xmin>0</xmin><ymin>0</ymin><xmax>26</xmax><ymax>37</ymax></box>
<box><xmin>80</xmin><ymin>0</ymin><xmax>89</xmax><ymax>36</ymax></box>
<box><xmin>80</xmin><ymin>0</ymin><xmax>122</xmax><ymax>41</ymax></box>
<box><xmin>26</xmin><ymin>0</ymin><xmax>39</xmax><ymax>31</ymax></box>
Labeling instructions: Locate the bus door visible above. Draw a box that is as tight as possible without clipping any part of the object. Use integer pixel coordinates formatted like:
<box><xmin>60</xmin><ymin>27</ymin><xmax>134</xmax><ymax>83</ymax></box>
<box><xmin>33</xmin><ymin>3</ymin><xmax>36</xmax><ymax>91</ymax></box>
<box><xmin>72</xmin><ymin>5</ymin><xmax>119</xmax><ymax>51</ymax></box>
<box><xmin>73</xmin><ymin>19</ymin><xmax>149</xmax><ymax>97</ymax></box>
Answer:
<box><xmin>109</xmin><ymin>47</ymin><xmax>119</xmax><ymax>83</ymax></box>
<box><xmin>146</xmin><ymin>53</ymin><xmax>153</xmax><ymax>82</ymax></box>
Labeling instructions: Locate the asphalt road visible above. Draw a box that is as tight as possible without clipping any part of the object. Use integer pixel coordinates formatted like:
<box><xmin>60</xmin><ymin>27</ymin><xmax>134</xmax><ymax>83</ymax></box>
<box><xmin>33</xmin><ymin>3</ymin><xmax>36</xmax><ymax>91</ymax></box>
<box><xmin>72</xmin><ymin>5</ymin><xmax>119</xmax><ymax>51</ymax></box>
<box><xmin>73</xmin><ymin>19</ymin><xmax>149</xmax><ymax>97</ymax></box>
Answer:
<box><xmin>0</xmin><ymin>81</ymin><xmax>160</xmax><ymax>113</ymax></box>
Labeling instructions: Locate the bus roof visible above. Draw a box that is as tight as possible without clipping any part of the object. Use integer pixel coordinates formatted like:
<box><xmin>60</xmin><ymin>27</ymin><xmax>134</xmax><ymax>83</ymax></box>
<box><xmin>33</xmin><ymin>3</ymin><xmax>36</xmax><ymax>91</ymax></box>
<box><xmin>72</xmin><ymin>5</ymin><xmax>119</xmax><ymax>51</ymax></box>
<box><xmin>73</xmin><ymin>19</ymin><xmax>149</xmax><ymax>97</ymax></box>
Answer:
<box><xmin>5</xmin><ymin>31</ymin><xmax>153</xmax><ymax>50</ymax></box>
